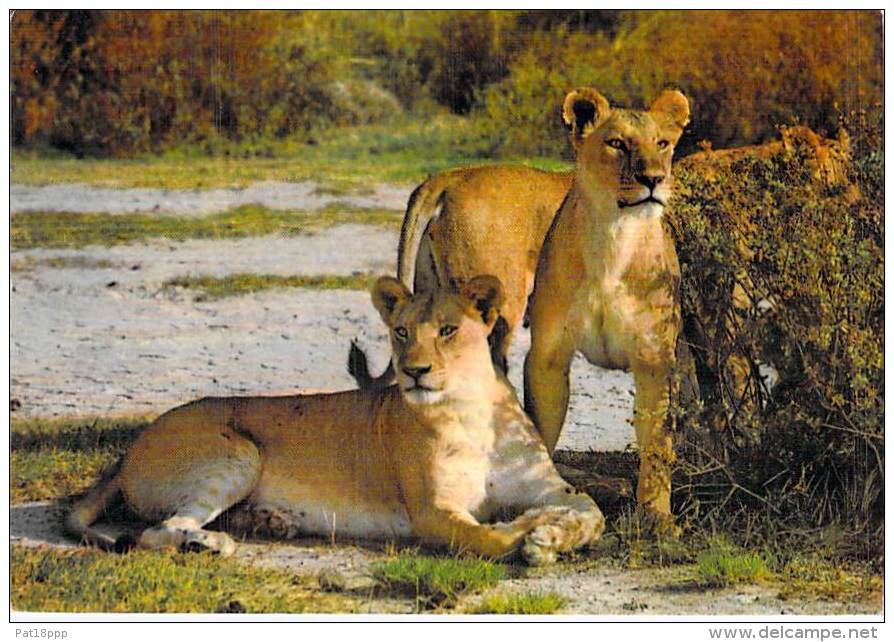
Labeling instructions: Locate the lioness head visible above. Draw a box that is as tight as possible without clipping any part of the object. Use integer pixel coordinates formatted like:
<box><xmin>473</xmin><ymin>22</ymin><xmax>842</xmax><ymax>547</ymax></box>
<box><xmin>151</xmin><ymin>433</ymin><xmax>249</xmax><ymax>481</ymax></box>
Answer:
<box><xmin>562</xmin><ymin>87</ymin><xmax>690</xmax><ymax>214</ymax></box>
<box><xmin>372</xmin><ymin>275</ymin><xmax>504</xmax><ymax>405</ymax></box>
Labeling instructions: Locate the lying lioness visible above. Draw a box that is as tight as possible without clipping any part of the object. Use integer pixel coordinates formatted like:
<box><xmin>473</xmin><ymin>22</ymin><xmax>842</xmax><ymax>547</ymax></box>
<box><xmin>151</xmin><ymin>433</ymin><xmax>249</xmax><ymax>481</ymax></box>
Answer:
<box><xmin>66</xmin><ymin>275</ymin><xmax>604</xmax><ymax>564</ymax></box>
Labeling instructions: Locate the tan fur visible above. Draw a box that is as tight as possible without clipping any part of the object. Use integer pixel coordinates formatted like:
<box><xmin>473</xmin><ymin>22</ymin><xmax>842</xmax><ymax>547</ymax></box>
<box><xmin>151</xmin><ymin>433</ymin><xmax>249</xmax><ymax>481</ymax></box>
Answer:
<box><xmin>524</xmin><ymin>88</ymin><xmax>690</xmax><ymax>520</ymax></box>
<box><xmin>375</xmin><ymin>125</ymin><xmax>847</xmax><ymax>384</ymax></box>
<box><xmin>397</xmin><ymin>165</ymin><xmax>572</xmax><ymax>366</ymax></box>
<box><xmin>66</xmin><ymin>277</ymin><xmax>604</xmax><ymax>564</ymax></box>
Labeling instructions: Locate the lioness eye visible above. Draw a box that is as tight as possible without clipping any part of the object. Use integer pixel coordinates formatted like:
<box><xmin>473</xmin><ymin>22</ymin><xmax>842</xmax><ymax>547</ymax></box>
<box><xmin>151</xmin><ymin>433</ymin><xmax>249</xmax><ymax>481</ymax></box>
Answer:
<box><xmin>394</xmin><ymin>327</ymin><xmax>408</xmax><ymax>341</ymax></box>
<box><xmin>657</xmin><ymin>139</ymin><xmax>670</xmax><ymax>149</ymax></box>
<box><xmin>439</xmin><ymin>325</ymin><xmax>457</xmax><ymax>338</ymax></box>
<box><xmin>606</xmin><ymin>138</ymin><xmax>626</xmax><ymax>151</ymax></box>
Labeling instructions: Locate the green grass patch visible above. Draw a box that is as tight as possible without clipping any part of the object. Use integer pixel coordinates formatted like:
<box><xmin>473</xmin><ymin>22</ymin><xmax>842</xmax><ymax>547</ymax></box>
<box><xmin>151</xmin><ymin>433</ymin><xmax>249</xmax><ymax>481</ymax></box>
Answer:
<box><xmin>599</xmin><ymin>506</ymin><xmax>695</xmax><ymax>569</ymax></box>
<box><xmin>695</xmin><ymin>544</ymin><xmax>772</xmax><ymax>588</ymax></box>
<box><xmin>11</xmin><ymin>416</ymin><xmax>149</xmax><ymax>503</ymax></box>
<box><xmin>10</xmin><ymin>545</ymin><xmax>360</xmax><ymax>613</ymax></box>
<box><xmin>776</xmin><ymin>557</ymin><xmax>883</xmax><ymax>604</ymax></box>
<box><xmin>371</xmin><ymin>554</ymin><xmax>507</xmax><ymax>609</ymax></box>
<box><xmin>11</xmin><ymin>256</ymin><xmax>117</xmax><ymax>272</ymax></box>
<box><xmin>12</xmin><ymin>116</ymin><xmax>570</xmax><ymax>190</ymax></box>
<box><xmin>467</xmin><ymin>591</ymin><xmax>567</xmax><ymax>615</ymax></box>
<box><xmin>164</xmin><ymin>272</ymin><xmax>378</xmax><ymax>300</ymax></box>
<box><xmin>11</xmin><ymin>203</ymin><xmax>403</xmax><ymax>250</ymax></box>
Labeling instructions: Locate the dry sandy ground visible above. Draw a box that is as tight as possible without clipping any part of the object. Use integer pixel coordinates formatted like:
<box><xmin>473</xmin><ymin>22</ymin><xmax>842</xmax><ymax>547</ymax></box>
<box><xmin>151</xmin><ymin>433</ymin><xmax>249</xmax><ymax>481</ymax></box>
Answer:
<box><xmin>11</xmin><ymin>180</ymin><xmax>411</xmax><ymax>215</ymax></box>
<box><xmin>9</xmin><ymin>182</ymin><xmax>878</xmax><ymax>616</ymax></box>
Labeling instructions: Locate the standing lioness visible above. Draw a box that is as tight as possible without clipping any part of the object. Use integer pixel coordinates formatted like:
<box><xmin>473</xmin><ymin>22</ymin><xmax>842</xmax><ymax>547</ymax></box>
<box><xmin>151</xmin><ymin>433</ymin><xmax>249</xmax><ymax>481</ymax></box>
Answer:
<box><xmin>67</xmin><ymin>276</ymin><xmax>604</xmax><ymax>564</ymax></box>
<box><xmin>398</xmin><ymin>166</ymin><xmax>573</xmax><ymax>371</ymax></box>
<box><xmin>525</xmin><ymin>88</ymin><xmax>690</xmax><ymax>520</ymax></box>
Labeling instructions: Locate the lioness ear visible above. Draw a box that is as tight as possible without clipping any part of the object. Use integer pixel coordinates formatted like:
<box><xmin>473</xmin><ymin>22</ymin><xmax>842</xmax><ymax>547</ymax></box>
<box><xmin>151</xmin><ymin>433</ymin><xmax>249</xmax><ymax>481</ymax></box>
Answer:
<box><xmin>649</xmin><ymin>90</ymin><xmax>690</xmax><ymax>131</ymax></box>
<box><xmin>461</xmin><ymin>275</ymin><xmax>505</xmax><ymax>328</ymax></box>
<box><xmin>372</xmin><ymin>276</ymin><xmax>411</xmax><ymax>326</ymax></box>
<box><xmin>562</xmin><ymin>88</ymin><xmax>610</xmax><ymax>151</ymax></box>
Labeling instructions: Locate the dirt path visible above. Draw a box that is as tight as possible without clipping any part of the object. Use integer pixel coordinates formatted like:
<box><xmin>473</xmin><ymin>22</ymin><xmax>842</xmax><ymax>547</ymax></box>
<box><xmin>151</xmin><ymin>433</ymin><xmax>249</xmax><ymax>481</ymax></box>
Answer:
<box><xmin>11</xmin><ymin>180</ymin><xmax>411</xmax><ymax>215</ymax></box>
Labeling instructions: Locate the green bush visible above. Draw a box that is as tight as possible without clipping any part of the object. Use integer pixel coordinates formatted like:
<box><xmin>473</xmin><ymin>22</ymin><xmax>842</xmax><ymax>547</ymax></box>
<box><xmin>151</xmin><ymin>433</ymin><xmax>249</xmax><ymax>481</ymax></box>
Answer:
<box><xmin>468</xmin><ymin>591</ymin><xmax>567</xmax><ymax>615</ymax></box>
<box><xmin>667</xmin><ymin>108</ymin><xmax>883</xmax><ymax>560</ymax></box>
<box><xmin>371</xmin><ymin>554</ymin><xmax>506</xmax><ymax>609</ymax></box>
<box><xmin>12</xmin><ymin>11</ymin><xmax>882</xmax><ymax>157</ymax></box>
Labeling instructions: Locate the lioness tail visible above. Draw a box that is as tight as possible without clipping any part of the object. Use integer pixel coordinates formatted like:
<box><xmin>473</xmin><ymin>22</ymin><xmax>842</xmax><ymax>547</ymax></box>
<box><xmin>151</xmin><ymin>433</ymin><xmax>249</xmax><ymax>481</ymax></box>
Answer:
<box><xmin>347</xmin><ymin>340</ymin><xmax>395</xmax><ymax>390</ymax></box>
<box><xmin>397</xmin><ymin>172</ymin><xmax>454</xmax><ymax>289</ymax></box>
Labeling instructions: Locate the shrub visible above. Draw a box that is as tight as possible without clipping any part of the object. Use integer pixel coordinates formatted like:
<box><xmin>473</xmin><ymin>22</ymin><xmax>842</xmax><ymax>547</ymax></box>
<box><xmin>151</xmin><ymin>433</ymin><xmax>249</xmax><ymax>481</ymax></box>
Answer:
<box><xmin>13</xmin><ymin>11</ymin><xmax>882</xmax><ymax>157</ymax></box>
<box><xmin>666</xmin><ymin>108</ymin><xmax>883</xmax><ymax>560</ymax></box>
<box><xmin>468</xmin><ymin>591</ymin><xmax>567</xmax><ymax>615</ymax></box>
<box><xmin>426</xmin><ymin>11</ymin><xmax>515</xmax><ymax>115</ymax></box>
<box><xmin>10</xmin><ymin>10</ymin><xmax>394</xmax><ymax>155</ymax></box>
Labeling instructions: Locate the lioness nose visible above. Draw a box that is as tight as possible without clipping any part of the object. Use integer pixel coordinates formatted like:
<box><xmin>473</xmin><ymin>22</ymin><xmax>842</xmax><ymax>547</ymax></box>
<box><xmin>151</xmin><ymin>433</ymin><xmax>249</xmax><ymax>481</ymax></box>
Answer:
<box><xmin>635</xmin><ymin>173</ymin><xmax>664</xmax><ymax>189</ymax></box>
<box><xmin>402</xmin><ymin>365</ymin><xmax>432</xmax><ymax>380</ymax></box>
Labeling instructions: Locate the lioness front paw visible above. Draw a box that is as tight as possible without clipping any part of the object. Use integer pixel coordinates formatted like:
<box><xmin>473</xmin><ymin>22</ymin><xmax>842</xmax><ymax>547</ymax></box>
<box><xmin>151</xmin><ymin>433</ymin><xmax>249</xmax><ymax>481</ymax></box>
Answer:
<box><xmin>521</xmin><ymin>524</ymin><xmax>563</xmax><ymax>566</ymax></box>
<box><xmin>181</xmin><ymin>530</ymin><xmax>236</xmax><ymax>557</ymax></box>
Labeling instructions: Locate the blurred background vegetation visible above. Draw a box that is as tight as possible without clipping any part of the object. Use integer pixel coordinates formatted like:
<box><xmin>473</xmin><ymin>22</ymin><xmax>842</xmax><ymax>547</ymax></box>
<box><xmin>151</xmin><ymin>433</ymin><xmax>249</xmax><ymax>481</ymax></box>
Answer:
<box><xmin>11</xmin><ymin>9</ymin><xmax>882</xmax><ymax>159</ymax></box>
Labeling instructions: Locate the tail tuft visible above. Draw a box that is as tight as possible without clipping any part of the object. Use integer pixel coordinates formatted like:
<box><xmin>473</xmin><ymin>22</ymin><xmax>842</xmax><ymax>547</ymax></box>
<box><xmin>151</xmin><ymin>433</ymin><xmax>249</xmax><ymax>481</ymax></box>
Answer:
<box><xmin>347</xmin><ymin>339</ymin><xmax>372</xmax><ymax>387</ymax></box>
<box><xmin>347</xmin><ymin>340</ymin><xmax>396</xmax><ymax>390</ymax></box>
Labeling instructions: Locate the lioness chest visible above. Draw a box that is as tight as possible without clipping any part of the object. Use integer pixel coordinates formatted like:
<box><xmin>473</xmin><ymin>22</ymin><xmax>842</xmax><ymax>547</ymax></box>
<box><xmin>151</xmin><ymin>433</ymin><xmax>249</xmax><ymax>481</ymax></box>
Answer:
<box><xmin>423</xmin><ymin>396</ymin><xmax>554</xmax><ymax>521</ymax></box>
<box><xmin>573</xmin><ymin>208</ymin><xmax>679</xmax><ymax>369</ymax></box>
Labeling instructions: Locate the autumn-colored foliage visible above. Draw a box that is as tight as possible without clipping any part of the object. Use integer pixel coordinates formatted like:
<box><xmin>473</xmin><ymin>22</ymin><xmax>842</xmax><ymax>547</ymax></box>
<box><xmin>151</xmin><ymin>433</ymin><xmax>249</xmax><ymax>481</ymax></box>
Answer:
<box><xmin>480</xmin><ymin>10</ymin><xmax>883</xmax><ymax>158</ymax></box>
<box><xmin>11</xmin><ymin>10</ymin><xmax>393</xmax><ymax>155</ymax></box>
<box><xmin>12</xmin><ymin>10</ymin><xmax>882</xmax><ymax>157</ymax></box>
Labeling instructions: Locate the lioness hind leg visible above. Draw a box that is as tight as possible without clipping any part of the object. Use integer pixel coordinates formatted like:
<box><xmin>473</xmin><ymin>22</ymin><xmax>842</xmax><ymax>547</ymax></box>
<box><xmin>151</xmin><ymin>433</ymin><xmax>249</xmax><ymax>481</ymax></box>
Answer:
<box><xmin>127</xmin><ymin>439</ymin><xmax>261</xmax><ymax>557</ymax></box>
<box><xmin>524</xmin><ymin>328</ymin><xmax>576</xmax><ymax>454</ymax></box>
